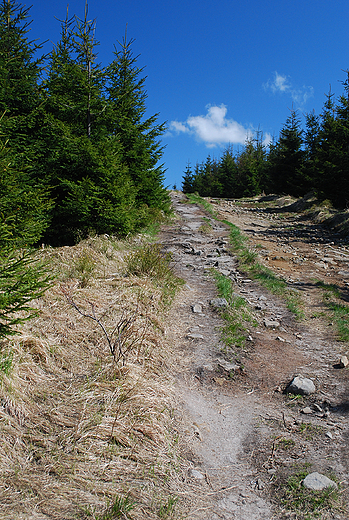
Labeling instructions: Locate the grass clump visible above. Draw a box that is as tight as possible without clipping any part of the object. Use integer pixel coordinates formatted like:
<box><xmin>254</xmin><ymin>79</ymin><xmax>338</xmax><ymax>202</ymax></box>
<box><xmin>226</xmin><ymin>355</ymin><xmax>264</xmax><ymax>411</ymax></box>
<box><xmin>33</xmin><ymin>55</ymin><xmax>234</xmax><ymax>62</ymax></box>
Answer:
<box><xmin>70</xmin><ymin>249</ymin><xmax>96</xmax><ymax>287</ymax></box>
<box><xmin>278</xmin><ymin>467</ymin><xmax>343</xmax><ymax>519</ymax></box>
<box><xmin>186</xmin><ymin>193</ymin><xmax>218</xmax><ymax>217</ymax></box>
<box><xmin>212</xmin><ymin>270</ymin><xmax>256</xmax><ymax>351</ymax></box>
<box><xmin>125</xmin><ymin>243</ymin><xmax>184</xmax><ymax>307</ymax></box>
<box><xmin>315</xmin><ymin>280</ymin><xmax>349</xmax><ymax>341</ymax></box>
<box><xmin>97</xmin><ymin>494</ymin><xmax>136</xmax><ymax>519</ymax></box>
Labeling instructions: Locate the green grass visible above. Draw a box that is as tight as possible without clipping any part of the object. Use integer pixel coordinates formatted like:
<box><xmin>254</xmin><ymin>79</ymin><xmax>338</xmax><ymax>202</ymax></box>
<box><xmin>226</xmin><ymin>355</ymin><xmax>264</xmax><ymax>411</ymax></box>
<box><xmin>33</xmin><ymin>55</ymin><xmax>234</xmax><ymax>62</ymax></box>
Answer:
<box><xmin>185</xmin><ymin>193</ymin><xmax>304</xmax><ymax>319</ymax></box>
<box><xmin>211</xmin><ymin>270</ymin><xmax>256</xmax><ymax>352</ymax></box>
<box><xmin>186</xmin><ymin>193</ymin><xmax>218</xmax><ymax>217</ymax></box>
<box><xmin>279</xmin><ymin>467</ymin><xmax>342</xmax><ymax>519</ymax></box>
<box><xmin>125</xmin><ymin>243</ymin><xmax>184</xmax><ymax>307</ymax></box>
<box><xmin>224</xmin><ymin>221</ymin><xmax>304</xmax><ymax>319</ymax></box>
<box><xmin>98</xmin><ymin>494</ymin><xmax>136</xmax><ymax>519</ymax></box>
<box><xmin>315</xmin><ymin>280</ymin><xmax>349</xmax><ymax>341</ymax></box>
<box><xmin>0</xmin><ymin>349</ymin><xmax>13</xmax><ymax>377</ymax></box>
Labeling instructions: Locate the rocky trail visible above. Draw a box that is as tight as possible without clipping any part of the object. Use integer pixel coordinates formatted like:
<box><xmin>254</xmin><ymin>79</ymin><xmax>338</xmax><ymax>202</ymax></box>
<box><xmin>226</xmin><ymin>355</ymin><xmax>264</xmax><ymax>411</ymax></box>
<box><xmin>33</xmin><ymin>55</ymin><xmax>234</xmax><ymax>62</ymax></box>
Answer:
<box><xmin>160</xmin><ymin>192</ymin><xmax>349</xmax><ymax>519</ymax></box>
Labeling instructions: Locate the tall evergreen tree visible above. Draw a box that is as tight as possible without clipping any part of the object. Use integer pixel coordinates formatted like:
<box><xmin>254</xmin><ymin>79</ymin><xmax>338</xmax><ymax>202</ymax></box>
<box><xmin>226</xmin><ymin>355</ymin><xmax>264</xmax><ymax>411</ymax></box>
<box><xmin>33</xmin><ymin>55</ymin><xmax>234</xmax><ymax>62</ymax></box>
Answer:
<box><xmin>0</xmin><ymin>0</ymin><xmax>42</xmax><ymax>118</ymax></box>
<box><xmin>268</xmin><ymin>109</ymin><xmax>305</xmax><ymax>196</ymax></box>
<box><xmin>105</xmin><ymin>31</ymin><xmax>169</xmax><ymax>211</ymax></box>
<box><xmin>217</xmin><ymin>146</ymin><xmax>238</xmax><ymax>198</ymax></box>
<box><xmin>182</xmin><ymin>162</ymin><xmax>194</xmax><ymax>193</ymax></box>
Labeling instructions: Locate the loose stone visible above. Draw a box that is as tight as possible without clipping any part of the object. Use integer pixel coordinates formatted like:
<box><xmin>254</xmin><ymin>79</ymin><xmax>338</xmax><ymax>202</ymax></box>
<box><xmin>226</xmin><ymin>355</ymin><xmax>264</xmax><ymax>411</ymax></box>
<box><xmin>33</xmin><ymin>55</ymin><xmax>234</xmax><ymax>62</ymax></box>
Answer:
<box><xmin>264</xmin><ymin>318</ymin><xmax>280</xmax><ymax>328</ymax></box>
<box><xmin>187</xmin><ymin>333</ymin><xmax>204</xmax><ymax>340</ymax></box>
<box><xmin>339</xmin><ymin>355</ymin><xmax>348</xmax><ymax>368</ymax></box>
<box><xmin>192</xmin><ymin>304</ymin><xmax>203</xmax><ymax>313</ymax></box>
<box><xmin>287</xmin><ymin>376</ymin><xmax>316</xmax><ymax>395</ymax></box>
<box><xmin>189</xmin><ymin>469</ymin><xmax>205</xmax><ymax>480</ymax></box>
<box><xmin>301</xmin><ymin>407</ymin><xmax>312</xmax><ymax>414</ymax></box>
<box><xmin>303</xmin><ymin>472</ymin><xmax>338</xmax><ymax>491</ymax></box>
<box><xmin>217</xmin><ymin>358</ymin><xmax>240</xmax><ymax>372</ymax></box>
<box><xmin>210</xmin><ymin>298</ymin><xmax>229</xmax><ymax>308</ymax></box>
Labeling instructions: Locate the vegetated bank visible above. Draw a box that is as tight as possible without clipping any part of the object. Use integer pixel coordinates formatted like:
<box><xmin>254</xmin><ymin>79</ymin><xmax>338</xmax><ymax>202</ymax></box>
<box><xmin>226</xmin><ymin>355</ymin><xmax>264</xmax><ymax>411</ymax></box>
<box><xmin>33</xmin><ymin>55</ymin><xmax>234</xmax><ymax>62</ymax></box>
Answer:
<box><xmin>0</xmin><ymin>4</ymin><xmax>189</xmax><ymax>517</ymax></box>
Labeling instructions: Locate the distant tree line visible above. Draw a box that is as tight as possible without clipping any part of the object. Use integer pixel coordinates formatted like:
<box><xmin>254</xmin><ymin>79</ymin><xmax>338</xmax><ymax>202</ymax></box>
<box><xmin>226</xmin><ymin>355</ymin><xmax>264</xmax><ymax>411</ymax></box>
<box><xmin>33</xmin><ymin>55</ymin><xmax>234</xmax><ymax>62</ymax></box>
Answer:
<box><xmin>0</xmin><ymin>0</ymin><xmax>169</xmax><ymax>248</ymax></box>
<box><xmin>182</xmin><ymin>73</ymin><xmax>349</xmax><ymax>209</ymax></box>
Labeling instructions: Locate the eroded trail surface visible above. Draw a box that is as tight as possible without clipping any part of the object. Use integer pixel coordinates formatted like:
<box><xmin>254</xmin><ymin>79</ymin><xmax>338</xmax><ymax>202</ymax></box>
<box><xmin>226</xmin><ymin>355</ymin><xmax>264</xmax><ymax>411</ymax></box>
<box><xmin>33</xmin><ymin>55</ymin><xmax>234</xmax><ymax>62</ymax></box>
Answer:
<box><xmin>161</xmin><ymin>192</ymin><xmax>349</xmax><ymax>519</ymax></box>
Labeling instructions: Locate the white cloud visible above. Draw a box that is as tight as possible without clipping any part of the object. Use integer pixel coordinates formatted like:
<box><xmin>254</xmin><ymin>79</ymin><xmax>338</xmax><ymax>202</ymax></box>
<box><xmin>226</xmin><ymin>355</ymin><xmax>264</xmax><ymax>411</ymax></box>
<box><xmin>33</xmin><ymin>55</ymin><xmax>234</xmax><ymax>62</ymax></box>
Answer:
<box><xmin>264</xmin><ymin>71</ymin><xmax>314</xmax><ymax>109</ymax></box>
<box><xmin>169</xmin><ymin>104</ymin><xmax>252</xmax><ymax>147</ymax></box>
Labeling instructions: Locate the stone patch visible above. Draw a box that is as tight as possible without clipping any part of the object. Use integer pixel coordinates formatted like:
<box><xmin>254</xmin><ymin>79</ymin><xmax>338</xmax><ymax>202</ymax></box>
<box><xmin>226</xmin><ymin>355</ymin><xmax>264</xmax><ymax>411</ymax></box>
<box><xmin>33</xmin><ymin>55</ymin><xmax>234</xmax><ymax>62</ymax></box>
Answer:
<box><xmin>217</xmin><ymin>358</ymin><xmax>240</xmax><ymax>372</ymax></box>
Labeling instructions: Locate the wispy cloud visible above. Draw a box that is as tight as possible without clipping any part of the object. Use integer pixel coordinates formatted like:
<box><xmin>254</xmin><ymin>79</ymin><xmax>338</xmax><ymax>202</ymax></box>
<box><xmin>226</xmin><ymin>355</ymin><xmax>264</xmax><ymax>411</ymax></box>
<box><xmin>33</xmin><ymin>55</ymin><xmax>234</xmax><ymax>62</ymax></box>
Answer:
<box><xmin>264</xmin><ymin>72</ymin><xmax>314</xmax><ymax>108</ymax></box>
<box><xmin>169</xmin><ymin>104</ymin><xmax>252</xmax><ymax>147</ymax></box>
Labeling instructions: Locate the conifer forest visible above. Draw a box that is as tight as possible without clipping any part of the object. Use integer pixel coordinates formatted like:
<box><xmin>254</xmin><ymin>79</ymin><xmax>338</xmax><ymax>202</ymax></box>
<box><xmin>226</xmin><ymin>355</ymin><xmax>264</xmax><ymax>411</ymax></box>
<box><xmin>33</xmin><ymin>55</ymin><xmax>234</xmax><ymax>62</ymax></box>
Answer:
<box><xmin>0</xmin><ymin>0</ymin><xmax>169</xmax><ymax>250</ymax></box>
<box><xmin>182</xmin><ymin>80</ymin><xmax>349</xmax><ymax>210</ymax></box>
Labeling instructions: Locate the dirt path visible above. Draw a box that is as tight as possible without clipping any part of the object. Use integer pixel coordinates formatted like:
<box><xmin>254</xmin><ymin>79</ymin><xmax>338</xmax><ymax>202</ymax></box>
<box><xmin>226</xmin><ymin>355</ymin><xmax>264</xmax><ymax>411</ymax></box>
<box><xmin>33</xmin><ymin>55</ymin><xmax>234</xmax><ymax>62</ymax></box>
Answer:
<box><xmin>161</xmin><ymin>193</ymin><xmax>349</xmax><ymax>519</ymax></box>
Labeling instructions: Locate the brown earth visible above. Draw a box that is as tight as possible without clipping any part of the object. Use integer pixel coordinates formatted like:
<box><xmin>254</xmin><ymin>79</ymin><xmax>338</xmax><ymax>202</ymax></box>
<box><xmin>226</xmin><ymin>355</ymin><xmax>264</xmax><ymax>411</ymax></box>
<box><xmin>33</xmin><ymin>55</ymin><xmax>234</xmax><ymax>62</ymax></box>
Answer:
<box><xmin>161</xmin><ymin>192</ymin><xmax>349</xmax><ymax>519</ymax></box>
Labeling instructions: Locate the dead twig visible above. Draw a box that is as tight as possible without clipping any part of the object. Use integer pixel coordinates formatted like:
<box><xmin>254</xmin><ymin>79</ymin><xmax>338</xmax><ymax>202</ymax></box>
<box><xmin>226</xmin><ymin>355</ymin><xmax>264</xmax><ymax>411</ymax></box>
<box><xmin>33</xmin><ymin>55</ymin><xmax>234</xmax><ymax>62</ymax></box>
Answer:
<box><xmin>61</xmin><ymin>286</ymin><xmax>149</xmax><ymax>365</ymax></box>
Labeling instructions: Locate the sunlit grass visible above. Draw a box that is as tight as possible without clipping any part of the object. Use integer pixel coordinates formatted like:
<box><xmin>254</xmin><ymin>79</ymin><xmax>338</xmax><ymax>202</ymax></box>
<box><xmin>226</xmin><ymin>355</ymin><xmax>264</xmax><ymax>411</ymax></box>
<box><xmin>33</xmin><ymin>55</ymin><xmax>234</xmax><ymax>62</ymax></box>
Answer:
<box><xmin>315</xmin><ymin>279</ymin><xmax>349</xmax><ymax>341</ymax></box>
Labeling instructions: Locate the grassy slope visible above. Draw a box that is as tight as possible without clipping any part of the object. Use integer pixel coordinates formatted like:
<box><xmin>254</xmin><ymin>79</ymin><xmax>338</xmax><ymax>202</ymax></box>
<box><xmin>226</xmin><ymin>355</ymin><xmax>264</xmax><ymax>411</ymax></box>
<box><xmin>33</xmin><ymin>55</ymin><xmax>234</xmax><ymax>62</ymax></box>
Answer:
<box><xmin>0</xmin><ymin>233</ymin><xmax>187</xmax><ymax>520</ymax></box>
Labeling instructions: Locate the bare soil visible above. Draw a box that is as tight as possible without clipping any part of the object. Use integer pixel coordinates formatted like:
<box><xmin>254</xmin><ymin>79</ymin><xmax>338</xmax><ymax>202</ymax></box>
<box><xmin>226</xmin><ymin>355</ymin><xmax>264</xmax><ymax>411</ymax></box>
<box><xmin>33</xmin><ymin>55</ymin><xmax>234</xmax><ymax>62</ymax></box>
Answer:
<box><xmin>161</xmin><ymin>192</ymin><xmax>349</xmax><ymax>519</ymax></box>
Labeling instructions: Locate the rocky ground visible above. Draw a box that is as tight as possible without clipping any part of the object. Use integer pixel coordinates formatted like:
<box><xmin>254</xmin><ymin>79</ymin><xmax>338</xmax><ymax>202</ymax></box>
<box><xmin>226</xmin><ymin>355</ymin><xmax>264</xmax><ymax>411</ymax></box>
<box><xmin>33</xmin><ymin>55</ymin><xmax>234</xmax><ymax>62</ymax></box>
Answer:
<box><xmin>160</xmin><ymin>192</ymin><xmax>349</xmax><ymax>519</ymax></box>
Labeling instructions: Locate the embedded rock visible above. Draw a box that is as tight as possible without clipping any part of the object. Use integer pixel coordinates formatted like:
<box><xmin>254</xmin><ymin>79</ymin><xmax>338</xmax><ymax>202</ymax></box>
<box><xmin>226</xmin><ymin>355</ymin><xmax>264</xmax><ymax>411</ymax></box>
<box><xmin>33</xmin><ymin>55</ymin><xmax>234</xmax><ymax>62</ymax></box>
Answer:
<box><xmin>287</xmin><ymin>376</ymin><xmax>316</xmax><ymax>395</ymax></box>
<box><xmin>303</xmin><ymin>472</ymin><xmax>337</xmax><ymax>491</ymax></box>
<box><xmin>339</xmin><ymin>355</ymin><xmax>348</xmax><ymax>368</ymax></box>
<box><xmin>210</xmin><ymin>298</ymin><xmax>229</xmax><ymax>308</ymax></box>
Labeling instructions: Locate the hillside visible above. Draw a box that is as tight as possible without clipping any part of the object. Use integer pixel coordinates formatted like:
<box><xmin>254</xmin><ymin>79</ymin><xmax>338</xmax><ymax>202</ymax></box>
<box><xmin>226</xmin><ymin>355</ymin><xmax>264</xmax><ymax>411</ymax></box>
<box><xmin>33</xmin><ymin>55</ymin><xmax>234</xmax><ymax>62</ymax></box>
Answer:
<box><xmin>1</xmin><ymin>192</ymin><xmax>349</xmax><ymax>519</ymax></box>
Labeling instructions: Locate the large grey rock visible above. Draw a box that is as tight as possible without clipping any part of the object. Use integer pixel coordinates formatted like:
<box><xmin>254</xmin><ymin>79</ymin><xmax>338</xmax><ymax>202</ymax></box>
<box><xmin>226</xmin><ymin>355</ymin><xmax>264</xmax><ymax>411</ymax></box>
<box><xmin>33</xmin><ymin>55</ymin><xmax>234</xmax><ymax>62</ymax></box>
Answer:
<box><xmin>217</xmin><ymin>358</ymin><xmax>240</xmax><ymax>372</ymax></box>
<box><xmin>287</xmin><ymin>376</ymin><xmax>316</xmax><ymax>395</ymax></box>
<box><xmin>264</xmin><ymin>318</ymin><xmax>280</xmax><ymax>328</ymax></box>
<box><xmin>210</xmin><ymin>298</ymin><xmax>229</xmax><ymax>308</ymax></box>
<box><xmin>303</xmin><ymin>472</ymin><xmax>337</xmax><ymax>491</ymax></box>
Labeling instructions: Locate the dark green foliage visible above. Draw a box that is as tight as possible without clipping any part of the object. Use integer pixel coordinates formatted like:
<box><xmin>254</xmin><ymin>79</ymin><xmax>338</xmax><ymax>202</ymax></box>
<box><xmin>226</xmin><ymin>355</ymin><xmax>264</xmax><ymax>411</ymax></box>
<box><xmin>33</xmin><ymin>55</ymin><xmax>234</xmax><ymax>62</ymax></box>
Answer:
<box><xmin>0</xmin><ymin>1</ymin><xmax>169</xmax><ymax>247</ymax></box>
<box><xmin>0</xmin><ymin>0</ymin><xmax>42</xmax><ymax>118</ymax></box>
<box><xmin>0</xmin><ymin>250</ymin><xmax>51</xmax><ymax>339</ymax></box>
<box><xmin>0</xmin><ymin>1</ymin><xmax>171</xmax><ymax>339</ymax></box>
<box><xmin>183</xmin><ymin>74</ymin><xmax>349</xmax><ymax>207</ymax></box>
<box><xmin>182</xmin><ymin>162</ymin><xmax>194</xmax><ymax>193</ymax></box>
<box><xmin>105</xmin><ymin>31</ymin><xmax>169</xmax><ymax>211</ymax></box>
<box><xmin>267</xmin><ymin>109</ymin><xmax>306</xmax><ymax>196</ymax></box>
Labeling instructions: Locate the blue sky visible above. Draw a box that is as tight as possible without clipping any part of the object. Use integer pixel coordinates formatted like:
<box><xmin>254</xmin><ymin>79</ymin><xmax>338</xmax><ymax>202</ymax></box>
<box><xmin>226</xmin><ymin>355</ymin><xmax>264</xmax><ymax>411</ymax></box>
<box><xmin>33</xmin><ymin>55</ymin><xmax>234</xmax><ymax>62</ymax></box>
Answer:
<box><xmin>28</xmin><ymin>0</ymin><xmax>349</xmax><ymax>189</ymax></box>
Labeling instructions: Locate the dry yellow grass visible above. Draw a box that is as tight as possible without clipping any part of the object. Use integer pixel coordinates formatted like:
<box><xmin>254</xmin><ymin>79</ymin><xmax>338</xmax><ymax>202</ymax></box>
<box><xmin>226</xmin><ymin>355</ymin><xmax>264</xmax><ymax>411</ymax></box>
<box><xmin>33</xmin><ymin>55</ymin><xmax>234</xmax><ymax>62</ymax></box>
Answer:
<box><xmin>0</xmin><ymin>234</ymin><xmax>193</xmax><ymax>519</ymax></box>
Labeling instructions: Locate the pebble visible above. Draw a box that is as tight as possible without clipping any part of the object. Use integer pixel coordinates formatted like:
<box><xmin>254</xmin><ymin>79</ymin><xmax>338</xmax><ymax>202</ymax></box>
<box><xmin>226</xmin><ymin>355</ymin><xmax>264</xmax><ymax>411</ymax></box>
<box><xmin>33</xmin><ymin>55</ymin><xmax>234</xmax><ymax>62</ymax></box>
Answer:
<box><xmin>187</xmin><ymin>333</ymin><xmax>204</xmax><ymax>340</ymax></box>
<box><xmin>264</xmin><ymin>318</ymin><xmax>280</xmax><ymax>328</ymax></box>
<box><xmin>192</xmin><ymin>304</ymin><xmax>203</xmax><ymax>313</ymax></box>
<box><xmin>189</xmin><ymin>469</ymin><xmax>205</xmax><ymax>480</ymax></box>
<box><xmin>301</xmin><ymin>407</ymin><xmax>312</xmax><ymax>414</ymax></box>
<box><xmin>217</xmin><ymin>358</ymin><xmax>240</xmax><ymax>372</ymax></box>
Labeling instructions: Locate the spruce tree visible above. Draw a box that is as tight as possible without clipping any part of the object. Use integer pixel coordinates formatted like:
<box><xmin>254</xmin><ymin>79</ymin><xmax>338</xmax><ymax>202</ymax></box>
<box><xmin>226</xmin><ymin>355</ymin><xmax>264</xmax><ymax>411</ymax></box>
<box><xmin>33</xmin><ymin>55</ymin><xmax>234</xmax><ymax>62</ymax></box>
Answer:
<box><xmin>217</xmin><ymin>146</ymin><xmax>238</xmax><ymax>198</ymax></box>
<box><xmin>105</xmin><ymin>31</ymin><xmax>169</xmax><ymax>212</ymax></box>
<box><xmin>182</xmin><ymin>162</ymin><xmax>194</xmax><ymax>193</ymax></box>
<box><xmin>268</xmin><ymin>109</ymin><xmax>305</xmax><ymax>196</ymax></box>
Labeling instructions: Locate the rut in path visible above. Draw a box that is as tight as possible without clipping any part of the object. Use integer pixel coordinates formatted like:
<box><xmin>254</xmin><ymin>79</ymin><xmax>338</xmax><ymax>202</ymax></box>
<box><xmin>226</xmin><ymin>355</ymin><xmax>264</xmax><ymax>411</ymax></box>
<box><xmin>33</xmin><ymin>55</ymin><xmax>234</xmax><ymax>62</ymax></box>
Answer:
<box><xmin>161</xmin><ymin>192</ymin><xmax>349</xmax><ymax>520</ymax></box>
